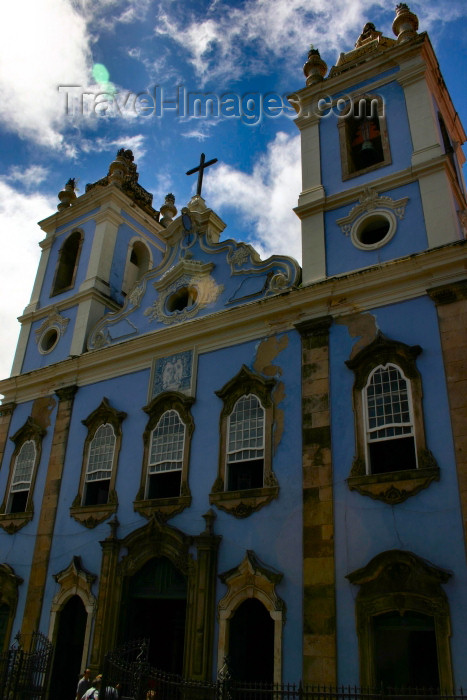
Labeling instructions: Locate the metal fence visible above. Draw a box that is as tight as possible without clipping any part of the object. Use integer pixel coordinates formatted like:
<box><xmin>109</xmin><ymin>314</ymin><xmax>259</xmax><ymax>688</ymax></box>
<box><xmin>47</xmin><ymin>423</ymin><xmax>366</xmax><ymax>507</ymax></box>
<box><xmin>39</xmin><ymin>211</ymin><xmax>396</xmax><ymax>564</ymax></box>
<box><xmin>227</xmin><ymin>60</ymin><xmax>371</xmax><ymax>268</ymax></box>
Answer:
<box><xmin>0</xmin><ymin>631</ymin><xmax>53</xmax><ymax>700</ymax></box>
<box><xmin>101</xmin><ymin>641</ymin><xmax>467</xmax><ymax>700</ymax></box>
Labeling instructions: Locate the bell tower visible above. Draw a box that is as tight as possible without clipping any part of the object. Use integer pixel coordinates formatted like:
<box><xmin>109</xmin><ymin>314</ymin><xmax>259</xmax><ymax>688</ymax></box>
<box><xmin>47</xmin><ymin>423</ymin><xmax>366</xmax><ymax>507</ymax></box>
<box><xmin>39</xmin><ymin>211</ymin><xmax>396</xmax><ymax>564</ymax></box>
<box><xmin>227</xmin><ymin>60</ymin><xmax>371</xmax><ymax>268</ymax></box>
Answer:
<box><xmin>292</xmin><ymin>4</ymin><xmax>467</xmax><ymax>284</ymax></box>
<box><xmin>11</xmin><ymin>150</ymin><xmax>168</xmax><ymax>376</ymax></box>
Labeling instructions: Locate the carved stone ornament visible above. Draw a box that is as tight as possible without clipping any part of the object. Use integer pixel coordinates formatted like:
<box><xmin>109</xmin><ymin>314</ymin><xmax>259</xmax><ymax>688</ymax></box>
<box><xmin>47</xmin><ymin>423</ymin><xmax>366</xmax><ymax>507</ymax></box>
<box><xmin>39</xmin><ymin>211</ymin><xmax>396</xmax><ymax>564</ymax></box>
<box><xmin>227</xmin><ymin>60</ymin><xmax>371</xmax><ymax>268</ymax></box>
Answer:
<box><xmin>336</xmin><ymin>186</ymin><xmax>409</xmax><ymax>237</ymax></box>
<box><xmin>34</xmin><ymin>308</ymin><xmax>70</xmax><ymax>354</ymax></box>
<box><xmin>217</xmin><ymin>551</ymin><xmax>285</xmax><ymax>684</ymax></box>
<box><xmin>347</xmin><ymin>549</ymin><xmax>453</xmax><ymax>689</ymax></box>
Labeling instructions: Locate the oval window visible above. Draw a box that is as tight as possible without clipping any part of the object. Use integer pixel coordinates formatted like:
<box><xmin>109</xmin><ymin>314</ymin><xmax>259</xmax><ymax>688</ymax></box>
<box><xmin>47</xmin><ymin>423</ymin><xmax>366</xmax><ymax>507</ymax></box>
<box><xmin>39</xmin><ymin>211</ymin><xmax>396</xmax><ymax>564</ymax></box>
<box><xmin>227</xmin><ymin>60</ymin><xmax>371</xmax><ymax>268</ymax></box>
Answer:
<box><xmin>39</xmin><ymin>327</ymin><xmax>59</xmax><ymax>354</ymax></box>
<box><xmin>166</xmin><ymin>286</ymin><xmax>198</xmax><ymax>313</ymax></box>
<box><xmin>351</xmin><ymin>211</ymin><xmax>396</xmax><ymax>250</ymax></box>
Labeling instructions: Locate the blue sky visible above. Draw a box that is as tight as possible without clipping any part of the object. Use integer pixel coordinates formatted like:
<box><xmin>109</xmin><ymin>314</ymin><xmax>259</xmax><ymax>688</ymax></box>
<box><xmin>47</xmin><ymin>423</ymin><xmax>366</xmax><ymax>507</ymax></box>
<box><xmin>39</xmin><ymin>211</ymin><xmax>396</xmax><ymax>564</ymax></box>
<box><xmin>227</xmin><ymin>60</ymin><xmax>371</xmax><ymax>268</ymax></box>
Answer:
<box><xmin>0</xmin><ymin>0</ymin><xmax>466</xmax><ymax>380</ymax></box>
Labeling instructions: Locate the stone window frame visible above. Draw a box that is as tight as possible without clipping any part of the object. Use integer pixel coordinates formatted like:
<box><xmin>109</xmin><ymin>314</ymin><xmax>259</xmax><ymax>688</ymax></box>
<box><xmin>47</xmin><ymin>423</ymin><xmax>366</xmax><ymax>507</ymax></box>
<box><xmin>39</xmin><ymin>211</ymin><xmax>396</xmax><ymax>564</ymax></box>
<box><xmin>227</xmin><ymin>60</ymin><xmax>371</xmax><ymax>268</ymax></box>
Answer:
<box><xmin>217</xmin><ymin>550</ymin><xmax>285</xmax><ymax>685</ymax></box>
<box><xmin>347</xmin><ymin>550</ymin><xmax>453</xmax><ymax>690</ymax></box>
<box><xmin>70</xmin><ymin>398</ymin><xmax>126</xmax><ymax>529</ymax></box>
<box><xmin>50</xmin><ymin>228</ymin><xmax>84</xmax><ymax>297</ymax></box>
<box><xmin>346</xmin><ymin>333</ymin><xmax>439</xmax><ymax>504</ymax></box>
<box><xmin>0</xmin><ymin>417</ymin><xmax>46</xmax><ymax>533</ymax></box>
<box><xmin>122</xmin><ymin>237</ymin><xmax>152</xmax><ymax>296</ymax></box>
<box><xmin>134</xmin><ymin>391</ymin><xmax>194</xmax><ymax>521</ymax></box>
<box><xmin>338</xmin><ymin>94</ymin><xmax>392</xmax><ymax>181</ymax></box>
<box><xmin>209</xmin><ymin>365</ymin><xmax>279</xmax><ymax>518</ymax></box>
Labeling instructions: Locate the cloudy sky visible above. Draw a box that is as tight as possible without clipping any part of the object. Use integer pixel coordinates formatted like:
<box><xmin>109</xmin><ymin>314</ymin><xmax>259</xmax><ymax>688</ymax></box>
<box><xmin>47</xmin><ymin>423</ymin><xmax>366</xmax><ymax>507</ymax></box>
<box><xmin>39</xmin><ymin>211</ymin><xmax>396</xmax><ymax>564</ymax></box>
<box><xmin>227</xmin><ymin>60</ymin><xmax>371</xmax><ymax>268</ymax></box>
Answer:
<box><xmin>0</xmin><ymin>0</ymin><xmax>466</xmax><ymax>380</ymax></box>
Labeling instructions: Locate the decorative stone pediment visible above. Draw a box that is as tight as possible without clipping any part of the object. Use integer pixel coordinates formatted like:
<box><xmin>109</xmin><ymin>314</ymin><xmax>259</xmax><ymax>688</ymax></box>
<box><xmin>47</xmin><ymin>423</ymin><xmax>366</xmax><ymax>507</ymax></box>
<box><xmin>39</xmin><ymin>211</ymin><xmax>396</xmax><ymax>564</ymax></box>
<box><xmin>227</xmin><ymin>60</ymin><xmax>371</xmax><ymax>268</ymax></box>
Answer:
<box><xmin>34</xmin><ymin>308</ymin><xmax>69</xmax><ymax>343</ymax></box>
<box><xmin>87</xmin><ymin>204</ymin><xmax>300</xmax><ymax>350</ymax></box>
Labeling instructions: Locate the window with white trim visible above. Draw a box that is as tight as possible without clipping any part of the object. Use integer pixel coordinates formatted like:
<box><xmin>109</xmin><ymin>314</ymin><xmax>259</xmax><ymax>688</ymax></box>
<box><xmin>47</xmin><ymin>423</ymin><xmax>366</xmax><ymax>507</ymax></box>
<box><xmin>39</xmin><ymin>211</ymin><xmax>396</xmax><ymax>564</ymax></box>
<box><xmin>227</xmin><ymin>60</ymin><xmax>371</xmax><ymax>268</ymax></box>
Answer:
<box><xmin>227</xmin><ymin>395</ymin><xmax>265</xmax><ymax>491</ymax></box>
<box><xmin>83</xmin><ymin>423</ymin><xmax>116</xmax><ymax>506</ymax></box>
<box><xmin>147</xmin><ymin>410</ymin><xmax>185</xmax><ymax>499</ymax></box>
<box><xmin>364</xmin><ymin>364</ymin><xmax>417</xmax><ymax>474</ymax></box>
<box><xmin>8</xmin><ymin>440</ymin><xmax>36</xmax><ymax>513</ymax></box>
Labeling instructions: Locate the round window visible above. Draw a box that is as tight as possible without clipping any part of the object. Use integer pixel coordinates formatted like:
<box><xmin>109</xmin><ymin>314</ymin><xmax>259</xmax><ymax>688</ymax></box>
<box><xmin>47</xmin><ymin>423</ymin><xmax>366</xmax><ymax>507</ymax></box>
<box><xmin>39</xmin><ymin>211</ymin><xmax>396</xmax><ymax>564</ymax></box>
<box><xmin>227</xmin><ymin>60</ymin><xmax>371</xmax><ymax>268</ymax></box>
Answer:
<box><xmin>39</xmin><ymin>327</ymin><xmax>59</xmax><ymax>354</ymax></box>
<box><xmin>166</xmin><ymin>286</ymin><xmax>198</xmax><ymax>313</ymax></box>
<box><xmin>351</xmin><ymin>211</ymin><xmax>396</xmax><ymax>250</ymax></box>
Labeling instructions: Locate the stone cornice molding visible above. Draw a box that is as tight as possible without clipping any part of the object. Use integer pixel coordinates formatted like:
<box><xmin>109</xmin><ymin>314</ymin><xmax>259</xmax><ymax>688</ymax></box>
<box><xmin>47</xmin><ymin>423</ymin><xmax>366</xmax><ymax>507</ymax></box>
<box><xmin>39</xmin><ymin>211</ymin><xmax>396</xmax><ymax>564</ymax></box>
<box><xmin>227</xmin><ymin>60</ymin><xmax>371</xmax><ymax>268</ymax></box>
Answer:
<box><xmin>38</xmin><ymin>185</ymin><xmax>165</xmax><ymax>239</ymax></box>
<box><xmin>17</xmin><ymin>286</ymin><xmax>122</xmax><ymax>325</ymax></box>
<box><xmin>2</xmin><ymin>242</ymin><xmax>466</xmax><ymax>404</ymax></box>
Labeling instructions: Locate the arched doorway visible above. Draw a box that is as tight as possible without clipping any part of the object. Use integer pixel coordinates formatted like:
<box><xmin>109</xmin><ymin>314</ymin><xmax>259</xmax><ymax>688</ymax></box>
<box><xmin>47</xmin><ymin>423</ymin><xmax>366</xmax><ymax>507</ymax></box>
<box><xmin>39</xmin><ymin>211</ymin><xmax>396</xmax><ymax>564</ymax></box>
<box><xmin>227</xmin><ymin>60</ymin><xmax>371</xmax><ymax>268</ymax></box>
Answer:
<box><xmin>229</xmin><ymin>598</ymin><xmax>274</xmax><ymax>683</ymax></box>
<box><xmin>49</xmin><ymin>596</ymin><xmax>87</xmax><ymax>699</ymax></box>
<box><xmin>374</xmin><ymin>611</ymin><xmax>439</xmax><ymax>688</ymax></box>
<box><xmin>121</xmin><ymin>557</ymin><xmax>187</xmax><ymax>674</ymax></box>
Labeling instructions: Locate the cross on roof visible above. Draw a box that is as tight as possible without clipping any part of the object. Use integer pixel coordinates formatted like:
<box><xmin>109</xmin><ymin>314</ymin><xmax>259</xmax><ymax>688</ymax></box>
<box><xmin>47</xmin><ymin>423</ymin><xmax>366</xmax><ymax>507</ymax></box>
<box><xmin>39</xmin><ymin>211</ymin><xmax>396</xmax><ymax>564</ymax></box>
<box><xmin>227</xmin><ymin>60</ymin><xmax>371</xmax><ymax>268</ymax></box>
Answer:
<box><xmin>186</xmin><ymin>153</ymin><xmax>218</xmax><ymax>197</ymax></box>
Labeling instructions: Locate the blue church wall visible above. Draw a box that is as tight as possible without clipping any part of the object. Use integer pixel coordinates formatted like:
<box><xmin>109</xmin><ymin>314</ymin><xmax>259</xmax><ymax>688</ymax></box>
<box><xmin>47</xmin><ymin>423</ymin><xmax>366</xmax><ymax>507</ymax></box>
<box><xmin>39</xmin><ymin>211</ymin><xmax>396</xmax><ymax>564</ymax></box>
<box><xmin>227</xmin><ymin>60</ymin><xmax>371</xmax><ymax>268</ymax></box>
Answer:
<box><xmin>329</xmin><ymin>297</ymin><xmax>467</xmax><ymax>686</ymax></box>
<box><xmin>325</xmin><ymin>181</ymin><xmax>428</xmax><ymax>276</ymax></box>
<box><xmin>0</xmin><ymin>397</ymin><xmax>58</xmax><ymax>636</ymax></box>
<box><xmin>38</xmin><ymin>218</ymin><xmax>97</xmax><ymax>308</ymax></box>
<box><xmin>35</xmin><ymin>329</ymin><xmax>302</xmax><ymax>679</ymax></box>
<box><xmin>20</xmin><ymin>305</ymin><xmax>78</xmax><ymax>373</ymax></box>
<box><xmin>320</xmin><ymin>80</ymin><xmax>413</xmax><ymax>197</ymax></box>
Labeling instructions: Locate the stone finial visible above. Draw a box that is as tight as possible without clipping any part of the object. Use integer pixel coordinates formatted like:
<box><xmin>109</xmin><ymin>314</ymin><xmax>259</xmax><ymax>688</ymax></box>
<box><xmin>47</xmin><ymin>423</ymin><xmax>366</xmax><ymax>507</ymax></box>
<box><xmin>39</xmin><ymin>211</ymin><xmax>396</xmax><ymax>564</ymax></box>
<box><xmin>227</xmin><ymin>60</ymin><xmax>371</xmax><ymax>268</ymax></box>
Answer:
<box><xmin>108</xmin><ymin>148</ymin><xmax>134</xmax><ymax>185</ymax></box>
<box><xmin>303</xmin><ymin>46</ymin><xmax>327</xmax><ymax>85</ymax></box>
<box><xmin>355</xmin><ymin>22</ymin><xmax>383</xmax><ymax>48</ymax></box>
<box><xmin>159</xmin><ymin>192</ymin><xmax>178</xmax><ymax>228</ymax></box>
<box><xmin>57</xmin><ymin>177</ymin><xmax>77</xmax><ymax>211</ymax></box>
<box><xmin>392</xmin><ymin>3</ymin><xmax>419</xmax><ymax>42</ymax></box>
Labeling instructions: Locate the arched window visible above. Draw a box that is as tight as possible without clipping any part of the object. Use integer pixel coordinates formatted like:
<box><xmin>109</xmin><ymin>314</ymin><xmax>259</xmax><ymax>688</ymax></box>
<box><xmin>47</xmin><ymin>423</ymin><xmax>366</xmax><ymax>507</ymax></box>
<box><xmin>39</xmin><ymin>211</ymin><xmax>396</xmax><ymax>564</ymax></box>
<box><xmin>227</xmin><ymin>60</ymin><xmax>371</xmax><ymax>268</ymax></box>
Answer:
<box><xmin>210</xmin><ymin>365</ymin><xmax>278</xmax><ymax>518</ymax></box>
<box><xmin>51</xmin><ymin>230</ymin><xmax>83</xmax><ymax>295</ymax></box>
<box><xmin>8</xmin><ymin>440</ymin><xmax>36</xmax><ymax>513</ymax></box>
<box><xmin>227</xmin><ymin>395</ymin><xmax>265</xmax><ymax>490</ymax></box>
<box><xmin>338</xmin><ymin>94</ymin><xmax>391</xmax><ymax>180</ymax></box>
<box><xmin>346</xmin><ymin>334</ymin><xmax>439</xmax><ymax>504</ymax></box>
<box><xmin>0</xmin><ymin>417</ymin><xmax>45</xmax><ymax>532</ymax></box>
<box><xmin>134</xmin><ymin>392</ymin><xmax>194</xmax><ymax>521</ymax></box>
<box><xmin>122</xmin><ymin>240</ymin><xmax>151</xmax><ymax>295</ymax></box>
<box><xmin>70</xmin><ymin>398</ymin><xmax>126</xmax><ymax>528</ymax></box>
<box><xmin>147</xmin><ymin>410</ymin><xmax>185</xmax><ymax>499</ymax></box>
<box><xmin>364</xmin><ymin>363</ymin><xmax>416</xmax><ymax>474</ymax></box>
<box><xmin>83</xmin><ymin>424</ymin><xmax>116</xmax><ymax>506</ymax></box>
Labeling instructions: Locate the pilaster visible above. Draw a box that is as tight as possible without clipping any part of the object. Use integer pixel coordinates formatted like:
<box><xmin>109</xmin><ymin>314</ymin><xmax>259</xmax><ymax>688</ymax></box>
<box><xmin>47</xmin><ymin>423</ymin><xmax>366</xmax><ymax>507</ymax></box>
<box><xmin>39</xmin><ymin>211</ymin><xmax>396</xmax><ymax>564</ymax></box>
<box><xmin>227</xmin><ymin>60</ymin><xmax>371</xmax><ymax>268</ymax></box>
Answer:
<box><xmin>20</xmin><ymin>385</ymin><xmax>78</xmax><ymax>644</ymax></box>
<box><xmin>295</xmin><ymin>316</ymin><xmax>336</xmax><ymax>685</ymax></box>
<box><xmin>0</xmin><ymin>402</ymin><xmax>16</xmax><ymax>468</ymax></box>
<box><xmin>428</xmin><ymin>281</ymin><xmax>467</xmax><ymax>559</ymax></box>
<box><xmin>185</xmin><ymin>511</ymin><xmax>221</xmax><ymax>680</ymax></box>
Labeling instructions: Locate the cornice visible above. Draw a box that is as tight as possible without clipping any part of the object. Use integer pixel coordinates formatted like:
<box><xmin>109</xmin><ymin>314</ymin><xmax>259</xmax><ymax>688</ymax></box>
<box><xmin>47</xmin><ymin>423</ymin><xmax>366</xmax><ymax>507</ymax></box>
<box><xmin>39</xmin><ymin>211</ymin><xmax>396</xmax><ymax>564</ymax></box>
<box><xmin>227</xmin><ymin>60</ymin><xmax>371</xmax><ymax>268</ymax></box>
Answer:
<box><xmin>38</xmin><ymin>185</ymin><xmax>165</xmax><ymax>240</ymax></box>
<box><xmin>2</xmin><ymin>242</ymin><xmax>466</xmax><ymax>404</ymax></box>
<box><xmin>290</xmin><ymin>34</ymin><xmax>427</xmax><ymax>106</ymax></box>
<box><xmin>295</xmin><ymin>156</ymin><xmax>452</xmax><ymax>220</ymax></box>
<box><xmin>17</xmin><ymin>286</ymin><xmax>122</xmax><ymax>325</ymax></box>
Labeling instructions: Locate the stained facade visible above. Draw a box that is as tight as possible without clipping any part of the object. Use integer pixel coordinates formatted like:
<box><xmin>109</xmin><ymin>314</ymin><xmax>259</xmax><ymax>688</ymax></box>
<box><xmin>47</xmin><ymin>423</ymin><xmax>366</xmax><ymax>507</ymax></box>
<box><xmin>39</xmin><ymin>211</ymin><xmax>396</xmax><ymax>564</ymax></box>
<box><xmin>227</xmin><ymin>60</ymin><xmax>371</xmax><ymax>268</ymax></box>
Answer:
<box><xmin>0</xmin><ymin>4</ymin><xmax>467</xmax><ymax>697</ymax></box>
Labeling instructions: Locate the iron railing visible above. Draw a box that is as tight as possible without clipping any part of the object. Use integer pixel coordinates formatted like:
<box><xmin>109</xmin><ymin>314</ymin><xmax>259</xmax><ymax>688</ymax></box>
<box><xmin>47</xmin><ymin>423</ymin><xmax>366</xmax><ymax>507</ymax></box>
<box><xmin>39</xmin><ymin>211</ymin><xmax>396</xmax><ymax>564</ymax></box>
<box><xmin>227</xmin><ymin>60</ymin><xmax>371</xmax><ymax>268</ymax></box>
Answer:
<box><xmin>0</xmin><ymin>631</ymin><xmax>53</xmax><ymax>700</ymax></box>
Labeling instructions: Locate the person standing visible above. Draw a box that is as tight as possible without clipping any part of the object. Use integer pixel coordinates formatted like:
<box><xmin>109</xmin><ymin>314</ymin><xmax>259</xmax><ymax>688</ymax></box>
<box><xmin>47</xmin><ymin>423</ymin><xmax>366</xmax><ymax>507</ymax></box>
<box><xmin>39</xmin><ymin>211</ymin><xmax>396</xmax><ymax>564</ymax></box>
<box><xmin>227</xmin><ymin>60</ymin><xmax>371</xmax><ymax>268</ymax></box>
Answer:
<box><xmin>76</xmin><ymin>669</ymin><xmax>93</xmax><ymax>700</ymax></box>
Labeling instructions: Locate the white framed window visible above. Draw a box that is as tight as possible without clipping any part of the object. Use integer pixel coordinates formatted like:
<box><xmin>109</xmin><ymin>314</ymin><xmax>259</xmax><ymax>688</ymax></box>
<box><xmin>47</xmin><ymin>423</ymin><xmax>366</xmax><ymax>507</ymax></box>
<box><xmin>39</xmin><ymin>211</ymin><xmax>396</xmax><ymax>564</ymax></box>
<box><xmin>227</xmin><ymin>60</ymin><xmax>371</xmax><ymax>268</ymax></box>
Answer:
<box><xmin>8</xmin><ymin>440</ymin><xmax>36</xmax><ymax>513</ymax></box>
<box><xmin>83</xmin><ymin>424</ymin><xmax>116</xmax><ymax>506</ymax></box>
<box><xmin>363</xmin><ymin>363</ymin><xmax>417</xmax><ymax>475</ymax></box>
<box><xmin>226</xmin><ymin>394</ymin><xmax>265</xmax><ymax>491</ymax></box>
<box><xmin>146</xmin><ymin>410</ymin><xmax>185</xmax><ymax>499</ymax></box>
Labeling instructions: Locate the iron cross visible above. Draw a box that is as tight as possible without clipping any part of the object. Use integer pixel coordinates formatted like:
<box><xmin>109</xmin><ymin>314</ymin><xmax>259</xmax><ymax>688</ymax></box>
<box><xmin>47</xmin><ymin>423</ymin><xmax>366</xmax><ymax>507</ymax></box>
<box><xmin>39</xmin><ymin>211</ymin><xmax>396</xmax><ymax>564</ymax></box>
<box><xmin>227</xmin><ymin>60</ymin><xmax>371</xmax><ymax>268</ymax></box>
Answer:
<box><xmin>186</xmin><ymin>153</ymin><xmax>218</xmax><ymax>197</ymax></box>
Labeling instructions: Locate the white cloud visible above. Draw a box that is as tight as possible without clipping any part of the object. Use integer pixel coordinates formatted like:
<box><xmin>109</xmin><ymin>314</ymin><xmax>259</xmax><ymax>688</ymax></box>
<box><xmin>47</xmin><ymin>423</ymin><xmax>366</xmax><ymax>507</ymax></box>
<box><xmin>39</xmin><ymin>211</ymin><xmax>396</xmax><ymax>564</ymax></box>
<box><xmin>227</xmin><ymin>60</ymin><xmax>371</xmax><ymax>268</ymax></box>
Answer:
<box><xmin>80</xmin><ymin>134</ymin><xmax>147</xmax><ymax>164</ymax></box>
<box><xmin>155</xmin><ymin>0</ymin><xmax>467</xmax><ymax>84</ymax></box>
<box><xmin>5</xmin><ymin>166</ymin><xmax>50</xmax><ymax>189</ymax></box>
<box><xmin>0</xmin><ymin>181</ymin><xmax>55</xmax><ymax>380</ymax></box>
<box><xmin>0</xmin><ymin>0</ymin><xmax>92</xmax><ymax>149</ymax></box>
<box><xmin>205</xmin><ymin>131</ymin><xmax>301</xmax><ymax>262</ymax></box>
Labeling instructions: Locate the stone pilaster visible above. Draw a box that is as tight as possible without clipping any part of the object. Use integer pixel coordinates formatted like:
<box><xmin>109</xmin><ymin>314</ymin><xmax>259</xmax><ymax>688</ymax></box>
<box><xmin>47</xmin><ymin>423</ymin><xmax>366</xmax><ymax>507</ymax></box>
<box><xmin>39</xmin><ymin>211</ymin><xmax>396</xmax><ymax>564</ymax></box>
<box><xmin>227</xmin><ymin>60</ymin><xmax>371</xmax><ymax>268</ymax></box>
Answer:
<box><xmin>21</xmin><ymin>385</ymin><xmax>78</xmax><ymax>643</ymax></box>
<box><xmin>295</xmin><ymin>317</ymin><xmax>336</xmax><ymax>685</ymax></box>
<box><xmin>90</xmin><ymin>518</ymin><xmax>121</xmax><ymax>673</ymax></box>
<box><xmin>428</xmin><ymin>281</ymin><xmax>467</xmax><ymax>557</ymax></box>
<box><xmin>185</xmin><ymin>510</ymin><xmax>221</xmax><ymax>680</ymax></box>
<box><xmin>0</xmin><ymin>402</ymin><xmax>16</xmax><ymax>468</ymax></box>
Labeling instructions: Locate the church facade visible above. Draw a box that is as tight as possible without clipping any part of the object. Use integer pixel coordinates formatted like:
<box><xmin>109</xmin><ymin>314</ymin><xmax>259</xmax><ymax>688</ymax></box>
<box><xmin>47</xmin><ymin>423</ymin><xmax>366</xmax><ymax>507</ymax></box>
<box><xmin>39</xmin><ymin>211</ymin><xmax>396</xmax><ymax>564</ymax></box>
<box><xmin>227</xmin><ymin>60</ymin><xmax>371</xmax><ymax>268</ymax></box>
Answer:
<box><xmin>0</xmin><ymin>3</ymin><xmax>467</xmax><ymax>696</ymax></box>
